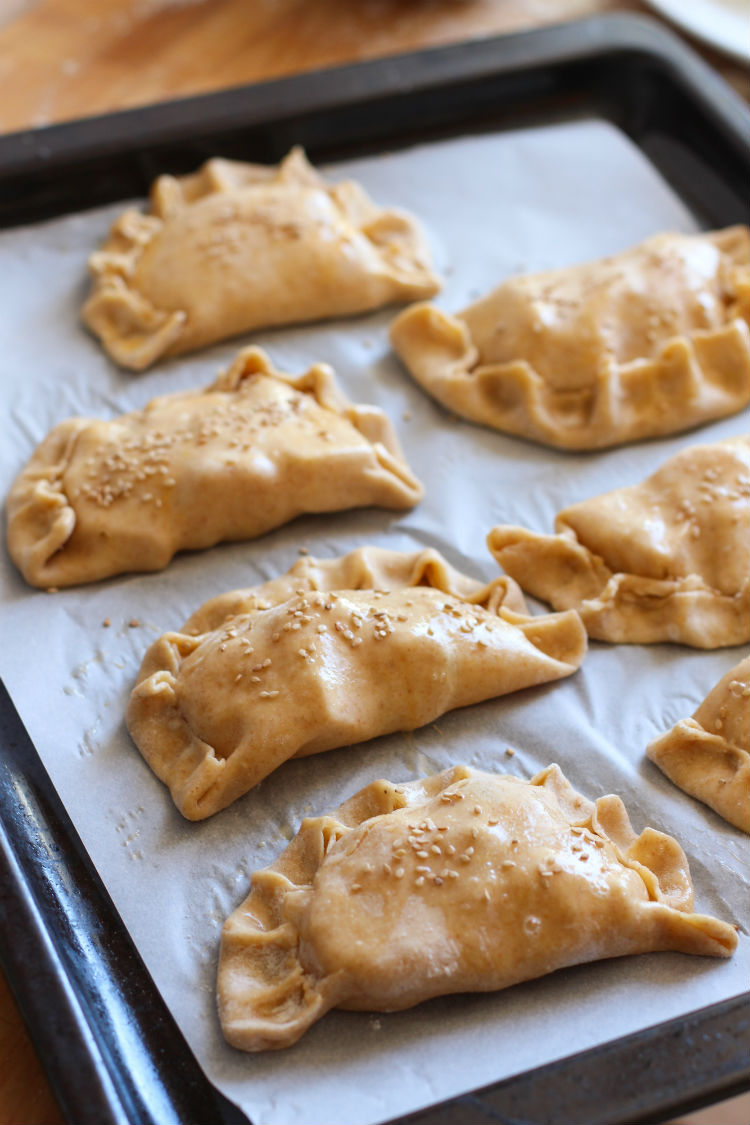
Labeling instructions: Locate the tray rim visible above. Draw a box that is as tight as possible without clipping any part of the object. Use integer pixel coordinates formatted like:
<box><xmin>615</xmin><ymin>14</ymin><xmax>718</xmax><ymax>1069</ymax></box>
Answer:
<box><xmin>0</xmin><ymin>12</ymin><xmax>748</xmax><ymax>1125</ymax></box>
<box><xmin>0</xmin><ymin>11</ymin><xmax>749</xmax><ymax>225</ymax></box>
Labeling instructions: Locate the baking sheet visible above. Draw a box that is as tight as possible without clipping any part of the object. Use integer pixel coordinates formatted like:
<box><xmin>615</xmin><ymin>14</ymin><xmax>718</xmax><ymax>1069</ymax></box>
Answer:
<box><xmin>0</xmin><ymin>119</ymin><xmax>747</xmax><ymax>1125</ymax></box>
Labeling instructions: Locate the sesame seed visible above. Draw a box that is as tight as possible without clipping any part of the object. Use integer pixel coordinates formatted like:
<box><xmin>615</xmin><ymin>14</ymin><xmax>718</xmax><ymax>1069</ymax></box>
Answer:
<box><xmin>415</xmin><ymin>876</ymin><xmax>425</xmax><ymax>887</ymax></box>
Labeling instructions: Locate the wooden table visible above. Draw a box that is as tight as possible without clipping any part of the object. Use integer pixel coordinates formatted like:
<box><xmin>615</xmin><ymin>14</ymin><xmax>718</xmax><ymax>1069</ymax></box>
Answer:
<box><xmin>0</xmin><ymin>2</ymin><xmax>747</xmax><ymax>1123</ymax></box>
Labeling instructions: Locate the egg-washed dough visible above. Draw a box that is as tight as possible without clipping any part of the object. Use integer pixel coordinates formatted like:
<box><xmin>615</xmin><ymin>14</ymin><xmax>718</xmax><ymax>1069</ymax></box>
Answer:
<box><xmin>179</xmin><ymin>542</ymin><xmax>529</xmax><ymax>635</ymax></box>
<box><xmin>217</xmin><ymin>763</ymin><xmax>737</xmax><ymax>1051</ymax></box>
<box><xmin>82</xmin><ymin>147</ymin><xmax>441</xmax><ymax>370</ymax></box>
<box><xmin>6</xmin><ymin>348</ymin><xmax>423</xmax><ymax>589</ymax></box>
<box><xmin>487</xmin><ymin>436</ymin><xmax>750</xmax><ymax>648</ymax></box>
<box><xmin>127</xmin><ymin>547</ymin><xmax>587</xmax><ymax>819</ymax></box>
<box><xmin>389</xmin><ymin>227</ymin><xmax>750</xmax><ymax>450</ymax></box>
<box><xmin>647</xmin><ymin>657</ymin><xmax>750</xmax><ymax>832</ymax></box>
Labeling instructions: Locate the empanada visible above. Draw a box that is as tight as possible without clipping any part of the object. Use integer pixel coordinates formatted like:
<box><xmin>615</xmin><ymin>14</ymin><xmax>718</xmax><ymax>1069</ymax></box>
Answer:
<box><xmin>390</xmin><ymin>227</ymin><xmax>750</xmax><ymax>450</ymax></box>
<box><xmin>647</xmin><ymin>657</ymin><xmax>750</xmax><ymax>832</ymax></box>
<box><xmin>83</xmin><ymin>147</ymin><xmax>440</xmax><ymax>370</ymax></box>
<box><xmin>6</xmin><ymin>348</ymin><xmax>423</xmax><ymax>588</ymax></box>
<box><xmin>127</xmin><ymin>547</ymin><xmax>586</xmax><ymax>819</ymax></box>
<box><xmin>488</xmin><ymin>436</ymin><xmax>750</xmax><ymax>648</ymax></box>
<box><xmin>217</xmin><ymin>763</ymin><xmax>737</xmax><ymax>1050</ymax></box>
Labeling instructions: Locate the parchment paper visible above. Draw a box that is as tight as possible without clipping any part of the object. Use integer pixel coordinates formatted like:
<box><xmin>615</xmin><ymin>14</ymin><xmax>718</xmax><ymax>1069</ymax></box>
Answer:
<box><xmin>1</xmin><ymin>119</ymin><xmax>747</xmax><ymax>1125</ymax></box>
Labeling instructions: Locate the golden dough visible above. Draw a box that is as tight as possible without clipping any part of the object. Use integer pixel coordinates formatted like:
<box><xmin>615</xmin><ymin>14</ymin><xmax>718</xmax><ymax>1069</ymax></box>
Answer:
<box><xmin>83</xmin><ymin>147</ymin><xmax>440</xmax><ymax>370</ymax></box>
<box><xmin>126</xmin><ymin>547</ymin><xmax>586</xmax><ymax>819</ymax></box>
<box><xmin>218</xmin><ymin>763</ymin><xmax>737</xmax><ymax>1050</ymax></box>
<box><xmin>647</xmin><ymin>657</ymin><xmax>750</xmax><ymax>832</ymax></box>
<box><xmin>6</xmin><ymin>348</ymin><xmax>423</xmax><ymax>588</ymax></box>
<box><xmin>488</xmin><ymin>436</ymin><xmax>750</xmax><ymax>648</ymax></box>
<box><xmin>390</xmin><ymin>227</ymin><xmax>750</xmax><ymax>450</ymax></box>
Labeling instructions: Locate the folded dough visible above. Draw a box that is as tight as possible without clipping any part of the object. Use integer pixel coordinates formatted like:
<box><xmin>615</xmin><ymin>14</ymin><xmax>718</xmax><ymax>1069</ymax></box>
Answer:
<box><xmin>6</xmin><ymin>347</ymin><xmax>423</xmax><ymax>588</ymax></box>
<box><xmin>127</xmin><ymin>547</ymin><xmax>587</xmax><ymax>819</ymax></box>
<box><xmin>488</xmin><ymin>436</ymin><xmax>750</xmax><ymax>648</ymax></box>
<box><xmin>390</xmin><ymin>227</ymin><xmax>750</xmax><ymax>450</ymax></box>
<box><xmin>647</xmin><ymin>657</ymin><xmax>750</xmax><ymax>832</ymax></box>
<box><xmin>83</xmin><ymin>147</ymin><xmax>440</xmax><ymax>370</ymax></box>
<box><xmin>217</xmin><ymin>763</ymin><xmax>737</xmax><ymax>1050</ymax></box>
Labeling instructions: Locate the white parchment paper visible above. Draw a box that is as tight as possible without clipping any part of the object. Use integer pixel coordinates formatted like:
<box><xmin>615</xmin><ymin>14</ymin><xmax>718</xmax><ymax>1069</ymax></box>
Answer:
<box><xmin>1</xmin><ymin>119</ymin><xmax>748</xmax><ymax>1125</ymax></box>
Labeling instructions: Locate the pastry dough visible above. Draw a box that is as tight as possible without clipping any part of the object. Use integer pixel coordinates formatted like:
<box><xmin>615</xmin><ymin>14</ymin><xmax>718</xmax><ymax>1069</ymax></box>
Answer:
<box><xmin>6</xmin><ymin>347</ymin><xmax>423</xmax><ymax>588</ymax></box>
<box><xmin>83</xmin><ymin>147</ymin><xmax>441</xmax><ymax>370</ymax></box>
<box><xmin>179</xmin><ymin>542</ymin><xmax>529</xmax><ymax>635</ymax></box>
<box><xmin>390</xmin><ymin>227</ymin><xmax>750</xmax><ymax>450</ymax></box>
<box><xmin>127</xmin><ymin>547</ymin><xmax>587</xmax><ymax>819</ymax></box>
<box><xmin>647</xmin><ymin>657</ymin><xmax>750</xmax><ymax>832</ymax></box>
<box><xmin>217</xmin><ymin>763</ymin><xmax>737</xmax><ymax>1050</ymax></box>
<box><xmin>488</xmin><ymin>436</ymin><xmax>750</xmax><ymax>648</ymax></box>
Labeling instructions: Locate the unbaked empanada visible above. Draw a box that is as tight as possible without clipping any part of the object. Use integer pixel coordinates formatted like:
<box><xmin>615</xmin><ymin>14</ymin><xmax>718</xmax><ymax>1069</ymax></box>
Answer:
<box><xmin>647</xmin><ymin>657</ymin><xmax>750</xmax><ymax>832</ymax></box>
<box><xmin>488</xmin><ymin>436</ymin><xmax>750</xmax><ymax>648</ymax></box>
<box><xmin>6</xmin><ymin>348</ymin><xmax>423</xmax><ymax>588</ymax></box>
<box><xmin>390</xmin><ymin>227</ymin><xmax>750</xmax><ymax>450</ymax></box>
<box><xmin>127</xmin><ymin>547</ymin><xmax>586</xmax><ymax>819</ymax></box>
<box><xmin>83</xmin><ymin>147</ymin><xmax>441</xmax><ymax>370</ymax></box>
<box><xmin>218</xmin><ymin>763</ymin><xmax>737</xmax><ymax>1050</ymax></box>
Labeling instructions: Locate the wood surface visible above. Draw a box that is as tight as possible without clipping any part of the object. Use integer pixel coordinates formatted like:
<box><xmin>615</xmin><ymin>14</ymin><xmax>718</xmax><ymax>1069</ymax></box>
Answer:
<box><xmin>0</xmin><ymin>1</ymin><xmax>748</xmax><ymax>1123</ymax></box>
<box><xmin>0</xmin><ymin>0</ymin><xmax>747</xmax><ymax>133</ymax></box>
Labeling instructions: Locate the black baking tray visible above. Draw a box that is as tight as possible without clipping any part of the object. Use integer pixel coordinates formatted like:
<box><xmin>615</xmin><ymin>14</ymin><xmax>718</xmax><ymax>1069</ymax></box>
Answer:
<box><xmin>0</xmin><ymin>13</ymin><xmax>748</xmax><ymax>1125</ymax></box>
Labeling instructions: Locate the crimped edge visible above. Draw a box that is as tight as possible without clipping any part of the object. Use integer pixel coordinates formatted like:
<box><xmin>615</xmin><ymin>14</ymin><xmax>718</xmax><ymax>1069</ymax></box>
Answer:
<box><xmin>390</xmin><ymin>226</ymin><xmax>750</xmax><ymax>451</ymax></box>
